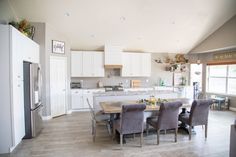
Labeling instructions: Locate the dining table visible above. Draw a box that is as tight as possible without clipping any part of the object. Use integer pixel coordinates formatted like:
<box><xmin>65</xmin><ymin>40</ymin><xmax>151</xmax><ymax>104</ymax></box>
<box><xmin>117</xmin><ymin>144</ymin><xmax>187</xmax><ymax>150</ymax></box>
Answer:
<box><xmin>100</xmin><ymin>98</ymin><xmax>193</xmax><ymax>114</ymax></box>
<box><xmin>99</xmin><ymin>98</ymin><xmax>194</xmax><ymax>143</ymax></box>
<box><xmin>100</xmin><ymin>98</ymin><xmax>194</xmax><ymax>133</ymax></box>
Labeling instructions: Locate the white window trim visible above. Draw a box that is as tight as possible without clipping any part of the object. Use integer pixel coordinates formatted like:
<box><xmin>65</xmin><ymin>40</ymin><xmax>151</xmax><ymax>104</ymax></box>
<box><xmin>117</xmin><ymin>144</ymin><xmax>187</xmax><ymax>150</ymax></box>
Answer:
<box><xmin>206</xmin><ymin>64</ymin><xmax>236</xmax><ymax>96</ymax></box>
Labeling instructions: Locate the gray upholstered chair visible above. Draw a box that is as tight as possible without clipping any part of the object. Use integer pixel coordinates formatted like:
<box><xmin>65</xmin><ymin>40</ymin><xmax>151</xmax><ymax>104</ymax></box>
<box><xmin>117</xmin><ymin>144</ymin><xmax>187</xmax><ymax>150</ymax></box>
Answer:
<box><xmin>179</xmin><ymin>99</ymin><xmax>212</xmax><ymax>140</ymax></box>
<box><xmin>113</xmin><ymin>104</ymin><xmax>146</xmax><ymax>147</ymax></box>
<box><xmin>86</xmin><ymin>98</ymin><xmax>111</xmax><ymax>142</ymax></box>
<box><xmin>146</xmin><ymin>101</ymin><xmax>182</xmax><ymax>145</ymax></box>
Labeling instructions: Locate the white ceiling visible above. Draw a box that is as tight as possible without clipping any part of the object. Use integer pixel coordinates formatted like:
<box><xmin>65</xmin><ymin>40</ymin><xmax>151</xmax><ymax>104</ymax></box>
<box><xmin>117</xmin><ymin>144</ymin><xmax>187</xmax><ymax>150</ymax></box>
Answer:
<box><xmin>9</xmin><ymin>0</ymin><xmax>236</xmax><ymax>53</ymax></box>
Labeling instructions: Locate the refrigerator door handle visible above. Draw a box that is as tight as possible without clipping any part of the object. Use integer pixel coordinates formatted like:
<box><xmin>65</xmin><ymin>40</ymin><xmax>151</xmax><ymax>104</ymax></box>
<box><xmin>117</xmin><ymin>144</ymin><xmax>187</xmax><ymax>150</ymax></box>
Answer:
<box><xmin>37</xmin><ymin>66</ymin><xmax>43</xmax><ymax>103</ymax></box>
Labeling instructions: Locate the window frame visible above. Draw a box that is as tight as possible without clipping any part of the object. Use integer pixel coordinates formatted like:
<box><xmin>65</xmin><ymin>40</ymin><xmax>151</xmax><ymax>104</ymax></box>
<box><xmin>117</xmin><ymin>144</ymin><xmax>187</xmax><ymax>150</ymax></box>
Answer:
<box><xmin>206</xmin><ymin>64</ymin><xmax>236</xmax><ymax>96</ymax></box>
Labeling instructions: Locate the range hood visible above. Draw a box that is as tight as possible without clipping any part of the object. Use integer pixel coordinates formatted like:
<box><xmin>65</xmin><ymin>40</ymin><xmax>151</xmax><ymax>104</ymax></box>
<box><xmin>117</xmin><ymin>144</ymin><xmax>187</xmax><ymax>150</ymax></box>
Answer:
<box><xmin>104</xmin><ymin>64</ymin><xmax>123</xmax><ymax>69</ymax></box>
<box><xmin>104</xmin><ymin>45</ymin><xmax>123</xmax><ymax>69</ymax></box>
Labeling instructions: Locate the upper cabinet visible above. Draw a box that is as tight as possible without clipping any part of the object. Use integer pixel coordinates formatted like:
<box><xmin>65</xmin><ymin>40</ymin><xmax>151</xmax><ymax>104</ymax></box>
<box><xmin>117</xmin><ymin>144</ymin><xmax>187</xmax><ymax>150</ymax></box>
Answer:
<box><xmin>71</xmin><ymin>51</ymin><xmax>104</xmax><ymax>77</ymax></box>
<box><xmin>71</xmin><ymin>51</ymin><xmax>83</xmax><ymax>77</ymax></box>
<box><xmin>104</xmin><ymin>45</ymin><xmax>122</xmax><ymax>68</ymax></box>
<box><xmin>122</xmin><ymin>52</ymin><xmax>151</xmax><ymax>77</ymax></box>
<box><xmin>71</xmin><ymin>50</ymin><xmax>151</xmax><ymax>78</ymax></box>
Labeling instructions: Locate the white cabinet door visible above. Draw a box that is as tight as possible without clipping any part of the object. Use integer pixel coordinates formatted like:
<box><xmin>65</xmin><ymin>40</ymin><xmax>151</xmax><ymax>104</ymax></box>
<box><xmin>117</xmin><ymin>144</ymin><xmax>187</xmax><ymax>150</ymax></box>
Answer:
<box><xmin>23</xmin><ymin>39</ymin><xmax>39</xmax><ymax>63</ymax></box>
<box><xmin>122</xmin><ymin>52</ymin><xmax>151</xmax><ymax>77</ymax></box>
<box><xmin>71</xmin><ymin>51</ymin><xmax>83</xmax><ymax>77</ymax></box>
<box><xmin>93</xmin><ymin>52</ymin><xmax>104</xmax><ymax>77</ymax></box>
<box><xmin>11</xmin><ymin>27</ymin><xmax>25</xmax><ymax>146</ymax></box>
<box><xmin>71</xmin><ymin>90</ymin><xmax>83</xmax><ymax>109</ymax></box>
<box><xmin>141</xmin><ymin>53</ymin><xmax>151</xmax><ymax>77</ymax></box>
<box><xmin>105</xmin><ymin>53</ymin><xmax>122</xmax><ymax>65</ymax></box>
<box><xmin>131</xmin><ymin>53</ymin><xmax>141</xmax><ymax>76</ymax></box>
<box><xmin>83</xmin><ymin>90</ymin><xmax>93</xmax><ymax>108</ymax></box>
<box><xmin>122</xmin><ymin>53</ymin><xmax>132</xmax><ymax>77</ymax></box>
<box><xmin>82</xmin><ymin>52</ymin><xmax>93</xmax><ymax>77</ymax></box>
<box><xmin>50</xmin><ymin>56</ymin><xmax>67</xmax><ymax>117</ymax></box>
<box><xmin>104</xmin><ymin>45</ymin><xmax>122</xmax><ymax>65</ymax></box>
<box><xmin>71</xmin><ymin>51</ymin><xmax>105</xmax><ymax>77</ymax></box>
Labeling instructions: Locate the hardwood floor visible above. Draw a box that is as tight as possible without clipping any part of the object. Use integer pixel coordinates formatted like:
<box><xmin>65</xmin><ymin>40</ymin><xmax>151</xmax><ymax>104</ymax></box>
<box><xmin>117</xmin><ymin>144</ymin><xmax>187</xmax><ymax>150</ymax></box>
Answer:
<box><xmin>2</xmin><ymin>110</ymin><xmax>235</xmax><ymax>157</ymax></box>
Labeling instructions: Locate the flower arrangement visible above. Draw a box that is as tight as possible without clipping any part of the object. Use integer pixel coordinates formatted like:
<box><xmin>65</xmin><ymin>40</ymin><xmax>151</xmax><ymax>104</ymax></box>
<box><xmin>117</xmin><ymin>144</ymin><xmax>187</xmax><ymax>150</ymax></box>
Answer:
<box><xmin>9</xmin><ymin>19</ymin><xmax>35</xmax><ymax>39</ymax></box>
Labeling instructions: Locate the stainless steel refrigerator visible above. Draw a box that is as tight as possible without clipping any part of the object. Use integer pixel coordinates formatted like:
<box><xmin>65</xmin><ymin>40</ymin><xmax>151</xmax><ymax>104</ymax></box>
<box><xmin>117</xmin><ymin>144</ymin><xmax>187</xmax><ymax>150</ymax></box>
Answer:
<box><xmin>23</xmin><ymin>62</ymin><xmax>43</xmax><ymax>138</ymax></box>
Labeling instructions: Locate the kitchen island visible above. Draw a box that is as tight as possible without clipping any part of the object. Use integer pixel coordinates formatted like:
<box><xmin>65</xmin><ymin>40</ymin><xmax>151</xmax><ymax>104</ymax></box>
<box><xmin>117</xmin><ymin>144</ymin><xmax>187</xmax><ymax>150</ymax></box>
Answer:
<box><xmin>93</xmin><ymin>90</ymin><xmax>180</xmax><ymax>111</ymax></box>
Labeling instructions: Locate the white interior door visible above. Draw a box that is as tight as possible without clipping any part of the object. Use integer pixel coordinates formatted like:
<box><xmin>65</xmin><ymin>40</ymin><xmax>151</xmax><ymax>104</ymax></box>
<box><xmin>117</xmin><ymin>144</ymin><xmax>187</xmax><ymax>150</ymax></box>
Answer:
<box><xmin>50</xmin><ymin>56</ymin><xmax>67</xmax><ymax>117</ymax></box>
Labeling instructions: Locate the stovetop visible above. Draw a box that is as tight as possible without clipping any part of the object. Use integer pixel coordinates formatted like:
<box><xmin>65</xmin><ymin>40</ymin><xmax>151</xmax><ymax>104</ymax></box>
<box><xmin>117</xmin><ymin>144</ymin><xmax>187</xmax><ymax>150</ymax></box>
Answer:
<box><xmin>104</xmin><ymin>85</ymin><xmax>124</xmax><ymax>92</ymax></box>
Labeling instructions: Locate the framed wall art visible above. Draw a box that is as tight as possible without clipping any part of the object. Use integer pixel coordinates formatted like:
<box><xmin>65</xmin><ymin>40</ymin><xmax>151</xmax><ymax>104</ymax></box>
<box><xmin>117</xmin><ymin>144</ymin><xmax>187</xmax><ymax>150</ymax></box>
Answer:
<box><xmin>52</xmin><ymin>40</ymin><xmax>65</xmax><ymax>54</ymax></box>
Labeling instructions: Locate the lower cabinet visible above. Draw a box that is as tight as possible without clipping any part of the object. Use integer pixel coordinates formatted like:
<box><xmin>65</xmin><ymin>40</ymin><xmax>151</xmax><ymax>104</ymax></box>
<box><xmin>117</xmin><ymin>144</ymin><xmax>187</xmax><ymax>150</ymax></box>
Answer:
<box><xmin>71</xmin><ymin>89</ymin><xmax>105</xmax><ymax>110</ymax></box>
<box><xmin>71</xmin><ymin>90</ymin><xmax>83</xmax><ymax>109</ymax></box>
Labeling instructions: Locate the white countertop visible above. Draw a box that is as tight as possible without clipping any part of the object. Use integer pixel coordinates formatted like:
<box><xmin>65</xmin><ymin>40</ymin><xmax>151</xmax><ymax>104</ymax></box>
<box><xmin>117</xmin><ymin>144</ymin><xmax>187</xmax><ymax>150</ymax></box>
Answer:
<box><xmin>93</xmin><ymin>90</ymin><xmax>178</xmax><ymax>97</ymax></box>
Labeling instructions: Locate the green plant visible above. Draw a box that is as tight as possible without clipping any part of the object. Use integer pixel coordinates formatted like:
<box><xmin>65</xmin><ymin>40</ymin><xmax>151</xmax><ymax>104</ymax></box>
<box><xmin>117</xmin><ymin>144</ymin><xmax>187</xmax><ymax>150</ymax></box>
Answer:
<box><xmin>9</xmin><ymin>19</ymin><xmax>34</xmax><ymax>38</ymax></box>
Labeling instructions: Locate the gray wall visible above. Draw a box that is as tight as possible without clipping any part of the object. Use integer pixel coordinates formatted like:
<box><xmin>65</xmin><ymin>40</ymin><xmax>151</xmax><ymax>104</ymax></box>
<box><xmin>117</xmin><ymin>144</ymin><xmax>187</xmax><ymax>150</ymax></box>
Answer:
<box><xmin>0</xmin><ymin>0</ymin><xmax>17</xmax><ymax>24</ymax></box>
<box><xmin>45</xmin><ymin>24</ymin><xmax>71</xmax><ymax>116</ymax></box>
<box><xmin>190</xmin><ymin>15</ymin><xmax>236</xmax><ymax>53</ymax></box>
<box><xmin>188</xmin><ymin>52</ymin><xmax>236</xmax><ymax>109</ymax></box>
<box><xmin>71</xmin><ymin>53</ymin><xmax>189</xmax><ymax>88</ymax></box>
<box><xmin>32</xmin><ymin>23</ymin><xmax>71</xmax><ymax>116</ymax></box>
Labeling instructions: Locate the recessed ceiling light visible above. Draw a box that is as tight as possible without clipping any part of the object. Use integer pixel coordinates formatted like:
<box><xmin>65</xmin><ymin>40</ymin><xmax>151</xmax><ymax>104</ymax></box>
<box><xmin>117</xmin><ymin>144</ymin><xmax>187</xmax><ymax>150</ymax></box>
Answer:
<box><xmin>137</xmin><ymin>37</ymin><xmax>142</xmax><ymax>40</ymax></box>
<box><xmin>64</xmin><ymin>12</ymin><xmax>70</xmax><ymax>17</ymax></box>
<box><xmin>120</xmin><ymin>16</ymin><xmax>126</xmax><ymax>21</ymax></box>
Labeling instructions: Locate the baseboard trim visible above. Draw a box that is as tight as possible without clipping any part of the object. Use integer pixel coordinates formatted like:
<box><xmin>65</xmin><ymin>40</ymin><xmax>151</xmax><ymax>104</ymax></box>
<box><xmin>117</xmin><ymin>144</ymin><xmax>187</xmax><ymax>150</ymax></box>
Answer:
<box><xmin>229</xmin><ymin>107</ymin><xmax>236</xmax><ymax>112</ymax></box>
<box><xmin>42</xmin><ymin>116</ymin><xmax>52</xmax><ymax>121</ymax></box>
<box><xmin>71</xmin><ymin>109</ymin><xmax>90</xmax><ymax>112</ymax></box>
<box><xmin>67</xmin><ymin>110</ymin><xmax>72</xmax><ymax>114</ymax></box>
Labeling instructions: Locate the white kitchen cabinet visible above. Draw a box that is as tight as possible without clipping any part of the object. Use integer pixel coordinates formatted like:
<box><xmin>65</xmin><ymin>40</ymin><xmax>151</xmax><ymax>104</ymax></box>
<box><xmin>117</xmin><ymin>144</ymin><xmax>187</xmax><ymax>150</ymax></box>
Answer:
<box><xmin>71</xmin><ymin>89</ymin><xmax>105</xmax><ymax>111</ymax></box>
<box><xmin>104</xmin><ymin>45</ymin><xmax>122</xmax><ymax>65</ymax></box>
<box><xmin>0</xmin><ymin>25</ymin><xmax>39</xmax><ymax>154</ymax></box>
<box><xmin>131</xmin><ymin>53</ymin><xmax>142</xmax><ymax>76</ymax></box>
<box><xmin>71</xmin><ymin>89</ymin><xmax>83</xmax><ymax>109</ymax></box>
<box><xmin>71</xmin><ymin>51</ymin><xmax>104</xmax><ymax>77</ymax></box>
<box><xmin>141</xmin><ymin>53</ymin><xmax>151</xmax><ymax>77</ymax></box>
<box><xmin>93</xmin><ymin>53</ymin><xmax>104</xmax><ymax>77</ymax></box>
<box><xmin>23</xmin><ymin>37</ymin><xmax>39</xmax><ymax>63</ymax></box>
<box><xmin>122</xmin><ymin>52</ymin><xmax>151</xmax><ymax>77</ymax></box>
<box><xmin>82</xmin><ymin>52</ymin><xmax>94</xmax><ymax>77</ymax></box>
<box><xmin>122</xmin><ymin>53</ymin><xmax>132</xmax><ymax>76</ymax></box>
<box><xmin>71</xmin><ymin>51</ymin><xmax>83</xmax><ymax>77</ymax></box>
<box><xmin>83</xmin><ymin>90</ymin><xmax>93</xmax><ymax>108</ymax></box>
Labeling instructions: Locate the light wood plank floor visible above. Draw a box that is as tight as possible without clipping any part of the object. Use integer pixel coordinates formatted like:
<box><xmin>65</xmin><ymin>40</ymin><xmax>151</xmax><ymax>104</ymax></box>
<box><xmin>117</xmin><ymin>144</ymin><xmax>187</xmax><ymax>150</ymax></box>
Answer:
<box><xmin>2</xmin><ymin>110</ymin><xmax>236</xmax><ymax>157</ymax></box>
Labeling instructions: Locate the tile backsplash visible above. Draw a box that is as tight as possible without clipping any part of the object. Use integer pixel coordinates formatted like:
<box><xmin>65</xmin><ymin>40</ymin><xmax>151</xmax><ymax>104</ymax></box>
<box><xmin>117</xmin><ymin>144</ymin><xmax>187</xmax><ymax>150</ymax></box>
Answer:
<box><xmin>71</xmin><ymin>69</ymin><xmax>151</xmax><ymax>88</ymax></box>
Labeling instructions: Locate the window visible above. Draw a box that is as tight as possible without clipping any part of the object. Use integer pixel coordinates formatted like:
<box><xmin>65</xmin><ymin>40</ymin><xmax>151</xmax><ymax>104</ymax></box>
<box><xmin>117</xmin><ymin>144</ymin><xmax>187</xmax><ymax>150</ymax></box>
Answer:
<box><xmin>206</xmin><ymin>64</ymin><xmax>236</xmax><ymax>95</ymax></box>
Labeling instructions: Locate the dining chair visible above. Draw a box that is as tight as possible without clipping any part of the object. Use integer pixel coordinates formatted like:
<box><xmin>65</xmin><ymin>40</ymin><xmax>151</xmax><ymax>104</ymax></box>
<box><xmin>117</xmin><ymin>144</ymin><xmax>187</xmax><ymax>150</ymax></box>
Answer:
<box><xmin>178</xmin><ymin>99</ymin><xmax>212</xmax><ymax>140</ymax></box>
<box><xmin>113</xmin><ymin>104</ymin><xmax>146</xmax><ymax>148</ymax></box>
<box><xmin>146</xmin><ymin>101</ymin><xmax>182</xmax><ymax>145</ymax></box>
<box><xmin>86</xmin><ymin>98</ymin><xmax>111</xmax><ymax>142</ymax></box>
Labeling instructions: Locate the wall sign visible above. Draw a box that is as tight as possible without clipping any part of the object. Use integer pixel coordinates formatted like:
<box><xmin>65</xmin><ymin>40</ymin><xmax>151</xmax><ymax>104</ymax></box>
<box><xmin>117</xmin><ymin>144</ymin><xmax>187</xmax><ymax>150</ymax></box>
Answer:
<box><xmin>52</xmin><ymin>40</ymin><xmax>65</xmax><ymax>54</ymax></box>
<box><xmin>213</xmin><ymin>52</ymin><xmax>236</xmax><ymax>61</ymax></box>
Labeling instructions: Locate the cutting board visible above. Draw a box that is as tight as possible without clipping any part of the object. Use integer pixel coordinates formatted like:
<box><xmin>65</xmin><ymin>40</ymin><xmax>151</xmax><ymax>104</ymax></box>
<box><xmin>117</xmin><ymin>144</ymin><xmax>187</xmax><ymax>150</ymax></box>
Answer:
<box><xmin>131</xmin><ymin>80</ymin><xmax>141</xmax><ymax>88</ymax></box>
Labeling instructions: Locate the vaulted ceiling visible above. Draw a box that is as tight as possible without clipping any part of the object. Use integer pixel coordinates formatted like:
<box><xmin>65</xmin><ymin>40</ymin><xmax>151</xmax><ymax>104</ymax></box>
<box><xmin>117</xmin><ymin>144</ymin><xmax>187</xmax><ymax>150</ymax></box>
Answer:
<box><xmin>8</xmin><ymin>0</ymin><xmax>236</xmax><ymax>53</ymax></box>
